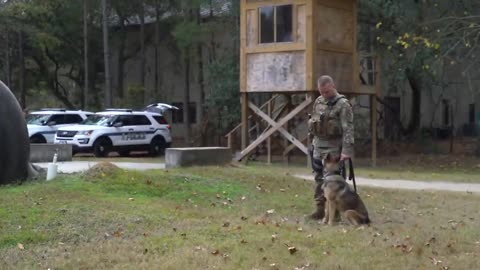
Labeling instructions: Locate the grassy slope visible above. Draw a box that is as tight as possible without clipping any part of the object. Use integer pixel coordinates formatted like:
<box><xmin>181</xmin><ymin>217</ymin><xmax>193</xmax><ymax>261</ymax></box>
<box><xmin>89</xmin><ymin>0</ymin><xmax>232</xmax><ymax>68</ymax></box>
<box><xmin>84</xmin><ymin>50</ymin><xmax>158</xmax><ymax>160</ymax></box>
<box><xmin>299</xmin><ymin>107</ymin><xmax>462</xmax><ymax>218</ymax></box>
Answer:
<box><xmin>0</xmin><ymin>165</ymin><xmax>479</xmax><ymax>269</ymax></box>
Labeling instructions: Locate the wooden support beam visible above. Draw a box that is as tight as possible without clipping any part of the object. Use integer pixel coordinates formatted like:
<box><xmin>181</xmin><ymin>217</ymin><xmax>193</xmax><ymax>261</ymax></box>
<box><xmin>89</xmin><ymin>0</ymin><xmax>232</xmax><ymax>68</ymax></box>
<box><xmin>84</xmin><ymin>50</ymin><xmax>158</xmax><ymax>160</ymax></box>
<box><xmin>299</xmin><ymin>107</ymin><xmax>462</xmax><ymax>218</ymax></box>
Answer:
<box><xmin>371</xmin><ymin>94</ymin><xmax>377</xmax><ymax>167</ymax></box>
<box><xmin>267</xmin><ymin>99</ymin><xmax>272</xmax><ymax>164</ymax></box>
<box><xmin>248</xmin><ymin>101</ymin><xmax>308</xmax><ymax>155</ymax></box>
<box><xmin>241</xmin><ymin>92</ymin><xmax>248</xmax><ymax>150</ymax></box>
<box><xmin>283</xmin><ymin>135</ymin><xmax>308</xmax><ymax>156</ymax></box>
<box><xmin>236</xmin><ymin>96</ymin><xmax>312</xmax><ymax>161</ymax></box>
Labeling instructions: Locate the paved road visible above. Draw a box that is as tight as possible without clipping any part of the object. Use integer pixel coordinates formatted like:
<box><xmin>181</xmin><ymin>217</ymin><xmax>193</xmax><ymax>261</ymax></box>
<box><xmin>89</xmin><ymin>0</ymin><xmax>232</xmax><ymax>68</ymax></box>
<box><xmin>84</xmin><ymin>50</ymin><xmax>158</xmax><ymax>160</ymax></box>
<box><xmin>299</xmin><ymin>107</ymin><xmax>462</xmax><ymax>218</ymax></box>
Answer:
<box><xmin>294</xmin><ymin>174</ymin><xmax>480</xmax><ymax>194</ymax></box>
<box><xmin>35</xmin><ymin>161</ymin><xmax>165</xmax><ymax>174</ymax></box>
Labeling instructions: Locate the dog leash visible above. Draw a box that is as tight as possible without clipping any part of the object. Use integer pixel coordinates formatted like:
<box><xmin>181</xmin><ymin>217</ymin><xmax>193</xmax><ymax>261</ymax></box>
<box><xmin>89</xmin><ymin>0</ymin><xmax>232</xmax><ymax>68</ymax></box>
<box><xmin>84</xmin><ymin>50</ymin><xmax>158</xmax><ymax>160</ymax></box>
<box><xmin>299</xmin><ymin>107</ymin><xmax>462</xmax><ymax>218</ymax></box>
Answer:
<box><xmin>340</xmin><ymin>158</ymin><xmax>357</xmax><ymax>193</ymax></box>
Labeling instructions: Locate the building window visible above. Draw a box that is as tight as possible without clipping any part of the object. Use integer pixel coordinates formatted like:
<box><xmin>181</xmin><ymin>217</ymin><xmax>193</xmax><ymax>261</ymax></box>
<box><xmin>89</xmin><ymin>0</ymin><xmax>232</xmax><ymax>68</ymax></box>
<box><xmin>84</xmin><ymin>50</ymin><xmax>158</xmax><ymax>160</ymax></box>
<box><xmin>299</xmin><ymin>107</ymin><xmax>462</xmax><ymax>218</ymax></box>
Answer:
<box><xmin>171</xmin><ymin>102</ymin><xmax>197</xmax><ymax>124</ymax></box>
<box><xmin>259</xmin><ymin>5</ymin><xmax>293</xmax><ymax>44</ymax></box>
<box><xmin>469</xmin><ymin>103</ymin><xmax>475</xmax><ymax>124</ymax></box>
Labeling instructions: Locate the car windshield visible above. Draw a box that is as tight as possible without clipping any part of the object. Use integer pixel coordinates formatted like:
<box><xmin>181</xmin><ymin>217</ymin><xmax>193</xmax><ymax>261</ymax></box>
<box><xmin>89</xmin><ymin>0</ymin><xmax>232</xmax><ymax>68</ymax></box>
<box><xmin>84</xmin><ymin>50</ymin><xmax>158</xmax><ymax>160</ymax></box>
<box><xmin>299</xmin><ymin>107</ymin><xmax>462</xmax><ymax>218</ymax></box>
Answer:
<box><xmin>26</xmin><ymin>114</ymin><xmax>51</xmax><ymax>125</ymax></box>
<box><xmin>81</xmin><ymin>114</ymin><xmax>116</xmax><ymax>126</ymax></box>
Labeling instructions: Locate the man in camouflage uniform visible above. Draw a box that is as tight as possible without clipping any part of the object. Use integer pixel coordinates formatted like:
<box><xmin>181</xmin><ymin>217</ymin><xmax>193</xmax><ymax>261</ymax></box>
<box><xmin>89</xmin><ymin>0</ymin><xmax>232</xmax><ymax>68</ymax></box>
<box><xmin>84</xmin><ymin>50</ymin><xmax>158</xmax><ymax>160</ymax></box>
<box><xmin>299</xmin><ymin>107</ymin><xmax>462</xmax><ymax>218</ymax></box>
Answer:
<box><xmin>307</xmin><ymin>75</ymin><xmax>354</xmax><ymax>220</ymax></box>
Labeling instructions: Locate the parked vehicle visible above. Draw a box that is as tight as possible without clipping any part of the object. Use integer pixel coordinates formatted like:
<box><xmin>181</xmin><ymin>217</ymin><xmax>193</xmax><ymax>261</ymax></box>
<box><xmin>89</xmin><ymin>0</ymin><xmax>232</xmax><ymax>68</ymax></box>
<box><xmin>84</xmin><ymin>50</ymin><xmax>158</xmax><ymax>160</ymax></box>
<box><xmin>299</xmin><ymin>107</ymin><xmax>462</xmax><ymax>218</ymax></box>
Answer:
<box><xmin>54</xmin><ymin>108</ymin><xmax>173</xmax><ymax>157</ymax></box>
<box><xmin>26</xmin><ymin>109</ymin><xmax>93</xmax><ymax>144</ymax></box>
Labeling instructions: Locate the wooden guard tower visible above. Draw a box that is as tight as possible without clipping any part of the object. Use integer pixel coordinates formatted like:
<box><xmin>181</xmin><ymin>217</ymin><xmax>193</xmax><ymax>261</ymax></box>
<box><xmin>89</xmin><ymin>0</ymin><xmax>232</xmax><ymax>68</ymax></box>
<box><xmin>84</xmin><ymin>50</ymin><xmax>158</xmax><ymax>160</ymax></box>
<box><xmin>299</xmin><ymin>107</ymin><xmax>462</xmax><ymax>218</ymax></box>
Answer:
<box><xmin>235</xmin><ymin>0</ymin><xmax>379</xmax><ymax>164</ymax></box>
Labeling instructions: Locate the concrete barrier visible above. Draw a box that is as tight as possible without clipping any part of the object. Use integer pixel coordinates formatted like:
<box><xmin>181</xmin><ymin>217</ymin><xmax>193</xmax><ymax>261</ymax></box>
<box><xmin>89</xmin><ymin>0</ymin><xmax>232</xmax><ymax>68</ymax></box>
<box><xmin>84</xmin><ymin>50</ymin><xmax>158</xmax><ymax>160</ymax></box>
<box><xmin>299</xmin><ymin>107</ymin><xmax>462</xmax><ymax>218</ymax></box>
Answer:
<box><xmin>165</xmin><ymin>147</ymin><xmax>232</xmax><ymax>168</ymax></box>
<box><xmin>30</xmin><ymin>144</ymin><xmax>72</xmax><ymax>163</ymax></box>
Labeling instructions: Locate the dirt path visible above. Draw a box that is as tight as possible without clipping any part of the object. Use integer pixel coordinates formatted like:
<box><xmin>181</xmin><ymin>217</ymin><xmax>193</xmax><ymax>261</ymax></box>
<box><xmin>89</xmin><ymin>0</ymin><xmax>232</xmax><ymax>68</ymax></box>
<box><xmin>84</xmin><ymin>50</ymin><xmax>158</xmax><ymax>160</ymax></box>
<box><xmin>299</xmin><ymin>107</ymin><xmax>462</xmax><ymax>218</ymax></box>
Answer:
<box><xmin>294</xmin><ymin>174</ymin><xmax>480</xmax><ymax>194</ymax></box>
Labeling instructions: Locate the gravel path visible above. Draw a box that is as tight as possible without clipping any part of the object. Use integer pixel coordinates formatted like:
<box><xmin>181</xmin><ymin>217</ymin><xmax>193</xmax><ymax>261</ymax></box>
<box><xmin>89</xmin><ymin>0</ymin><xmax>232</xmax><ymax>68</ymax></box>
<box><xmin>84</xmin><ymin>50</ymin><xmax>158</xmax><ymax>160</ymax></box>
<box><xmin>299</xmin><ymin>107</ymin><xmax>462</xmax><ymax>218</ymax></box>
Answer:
<box><xmin>294</xmin><ymin>174</ymin><xmax>480</xmax><ymax>194</ymax></box>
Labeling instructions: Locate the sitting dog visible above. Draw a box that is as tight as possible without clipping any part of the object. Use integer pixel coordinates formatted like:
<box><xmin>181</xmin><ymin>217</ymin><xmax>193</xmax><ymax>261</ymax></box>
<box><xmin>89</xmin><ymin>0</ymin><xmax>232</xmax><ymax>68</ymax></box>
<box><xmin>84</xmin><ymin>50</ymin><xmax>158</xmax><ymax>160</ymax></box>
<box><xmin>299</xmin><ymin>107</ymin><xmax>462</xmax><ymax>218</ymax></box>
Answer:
<box><xmin>321</xmin><ymin>155</ymin><xmax>370</xmax><ymax>226</ymax></box>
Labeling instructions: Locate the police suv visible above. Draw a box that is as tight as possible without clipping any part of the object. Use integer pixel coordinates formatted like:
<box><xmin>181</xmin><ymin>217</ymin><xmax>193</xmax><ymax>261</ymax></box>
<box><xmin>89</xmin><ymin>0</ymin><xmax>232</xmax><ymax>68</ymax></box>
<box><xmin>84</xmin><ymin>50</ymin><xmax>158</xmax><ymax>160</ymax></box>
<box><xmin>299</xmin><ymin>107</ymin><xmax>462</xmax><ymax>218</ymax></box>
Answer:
<box><xmin>54</xmin><ymin>109</ymin><xmax>172</xmax><ymax>157</ymax></box>
<box><xmin>26</xmin><ymin>109</ymin><xmax>93</xmax><ymax>143</ymax></box>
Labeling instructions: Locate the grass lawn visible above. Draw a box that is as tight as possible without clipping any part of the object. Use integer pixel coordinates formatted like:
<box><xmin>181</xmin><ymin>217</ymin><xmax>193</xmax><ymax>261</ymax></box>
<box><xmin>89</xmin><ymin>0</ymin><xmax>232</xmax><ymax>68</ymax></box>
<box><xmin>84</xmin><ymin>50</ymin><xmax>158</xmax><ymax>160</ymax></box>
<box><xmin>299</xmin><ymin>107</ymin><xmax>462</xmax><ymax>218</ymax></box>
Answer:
<box><xmin>73</xmin><ymin>153</ymin><xmax>165</xmax><ymax>164</ymax></box>
<box><xmin>1</xmin><ymin>164</ymin><xmax>479</xmax><ymax>269</ymax></box>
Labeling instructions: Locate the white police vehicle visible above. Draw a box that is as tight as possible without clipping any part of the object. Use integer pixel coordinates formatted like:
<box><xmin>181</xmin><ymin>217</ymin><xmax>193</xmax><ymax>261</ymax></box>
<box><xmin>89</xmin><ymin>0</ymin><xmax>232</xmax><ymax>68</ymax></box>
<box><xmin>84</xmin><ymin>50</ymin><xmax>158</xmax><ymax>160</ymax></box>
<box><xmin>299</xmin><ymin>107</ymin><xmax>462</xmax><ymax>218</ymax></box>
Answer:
<box><xmin>26</xmin><ymin>109</ymin><xmax>93</xmax><ymax>144</ymax></box>
<box><xmin>54</xmin><ymin>108</ymin><xmax>173</xmax><ymax>157</ymax></box>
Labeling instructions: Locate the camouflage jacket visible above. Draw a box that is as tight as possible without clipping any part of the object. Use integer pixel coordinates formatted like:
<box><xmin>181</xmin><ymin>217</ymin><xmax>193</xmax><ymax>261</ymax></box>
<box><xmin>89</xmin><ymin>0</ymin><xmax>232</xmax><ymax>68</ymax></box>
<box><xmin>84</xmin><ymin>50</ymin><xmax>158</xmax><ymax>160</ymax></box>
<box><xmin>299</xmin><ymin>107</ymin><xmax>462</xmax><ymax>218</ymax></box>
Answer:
<box><xmin>308</xmin><ymin>93</ymin><xmax>354</xmax><ymax>156</ymax></box>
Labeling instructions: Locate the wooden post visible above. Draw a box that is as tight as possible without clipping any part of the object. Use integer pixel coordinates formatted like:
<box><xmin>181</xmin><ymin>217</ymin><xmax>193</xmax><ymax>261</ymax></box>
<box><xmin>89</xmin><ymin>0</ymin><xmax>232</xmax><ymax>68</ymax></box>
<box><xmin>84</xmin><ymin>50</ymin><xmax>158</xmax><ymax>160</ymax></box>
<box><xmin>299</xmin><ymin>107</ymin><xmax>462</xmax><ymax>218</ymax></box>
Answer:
<box><xmin>267</xmin><ymin>98</ymin><xmax>272</xmax><ymax>164</ymax></box>
<box><xmin>371</xmin><ymin>56</ymin><xmax>380</xmax><ymax>167</ymax></box>
<box><xmin>241</xmin><ymin>92</ymin><xmax>248</xmax><ymax>150</ymax></box>
<box><xmin>227</xmin><ymin>133</ymin><xmax>232</xmax><ymax>150</ymax></box>
<box><xmin>371</xmin><ymin>94</ymin><xmax>377</xmax><ymax>167</ymax></box>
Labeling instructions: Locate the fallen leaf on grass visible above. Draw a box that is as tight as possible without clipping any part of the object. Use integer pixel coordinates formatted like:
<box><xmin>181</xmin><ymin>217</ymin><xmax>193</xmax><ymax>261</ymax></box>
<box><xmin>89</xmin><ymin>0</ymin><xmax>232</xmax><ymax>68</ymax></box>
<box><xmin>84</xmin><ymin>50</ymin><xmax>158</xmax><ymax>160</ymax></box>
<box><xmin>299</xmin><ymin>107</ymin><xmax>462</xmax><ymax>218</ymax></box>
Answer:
<box><xmin>430</xmin><ymin>257</ymin><xmax>442</xmax><ymax>266</ymax></box>
<box><xmin>271</xmin><ymin>234</ymin><xmax>278</xmax><ymax>242</ymax></box>
<box><xmin>113</xmin><ymin>229</ymin><xmax>123</xmax><ymax>237</ymax></box>
<box><xmin>393</xmin><ymin>243</ymin><xmax>412</xmax><ymax>253</ymax></box>
<box><xmin>288</xmin><ymin>246</ymin><xmax>297</xmax><ymax>254</ymax></box>
<box><xmin>294</xmin><ymin>263</ymin><xmax>311</xmax><ymax>270</ymax></box>
<box><xmin>425</xmin><ymin>237</ymin><xmax>436</xmax><ymax>246</ymax></box>
<box><xmin>194</xmin><ymin>246</ymin><xmax>206</xmax><ymax>251</ymax></box>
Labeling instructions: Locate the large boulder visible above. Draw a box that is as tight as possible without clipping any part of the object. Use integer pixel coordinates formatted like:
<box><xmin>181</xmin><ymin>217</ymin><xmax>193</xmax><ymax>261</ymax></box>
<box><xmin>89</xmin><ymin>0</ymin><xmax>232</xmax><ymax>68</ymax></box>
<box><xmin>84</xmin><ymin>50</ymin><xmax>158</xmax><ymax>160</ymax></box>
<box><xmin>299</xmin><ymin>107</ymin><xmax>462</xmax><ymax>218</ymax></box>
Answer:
<box><xmin>0</xmin><ymin>80</ymin><xmax>38</xmax><ymax>184</ymax></box>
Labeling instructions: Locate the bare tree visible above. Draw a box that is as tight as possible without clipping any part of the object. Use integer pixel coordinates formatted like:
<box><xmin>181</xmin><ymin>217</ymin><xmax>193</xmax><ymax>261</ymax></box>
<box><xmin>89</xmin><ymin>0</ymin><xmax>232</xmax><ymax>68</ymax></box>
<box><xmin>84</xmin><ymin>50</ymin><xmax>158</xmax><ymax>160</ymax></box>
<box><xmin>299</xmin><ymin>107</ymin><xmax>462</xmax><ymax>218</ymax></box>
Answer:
<box><xmin>102</xmin><ymin>0</ymin><xmax>112</xmax><ymax>107</ymax></box>
<box><xmin>83</xmin><ymin>0</ymin><xmax>89</xmax><ymax>109</ymax></box>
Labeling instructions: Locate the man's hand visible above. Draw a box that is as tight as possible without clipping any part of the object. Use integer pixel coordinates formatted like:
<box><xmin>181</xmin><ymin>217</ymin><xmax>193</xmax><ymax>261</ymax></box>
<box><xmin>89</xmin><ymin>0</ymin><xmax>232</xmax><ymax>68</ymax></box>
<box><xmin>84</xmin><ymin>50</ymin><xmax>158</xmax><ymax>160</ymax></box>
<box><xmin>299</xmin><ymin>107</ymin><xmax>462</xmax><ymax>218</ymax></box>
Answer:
<box><xmin>340</xmin><ymin>154</ymin><xmax>350</xmax><ymax>161</ymax></box>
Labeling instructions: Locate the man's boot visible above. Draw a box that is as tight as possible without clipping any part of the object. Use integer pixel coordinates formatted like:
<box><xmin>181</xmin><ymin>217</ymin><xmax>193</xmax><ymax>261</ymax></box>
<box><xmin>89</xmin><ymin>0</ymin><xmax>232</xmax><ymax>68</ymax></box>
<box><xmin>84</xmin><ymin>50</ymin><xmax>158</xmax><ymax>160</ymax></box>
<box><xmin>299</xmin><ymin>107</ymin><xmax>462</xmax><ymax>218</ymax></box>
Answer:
<box><xmin>309</xmin><ymin>175</ymin><xmax>325</xmax><ymax>220</ymax></box>
<box><xmin>309</xmin><ymin>196</ymin><xmax>326</xmax><ymax>220</ymax></box>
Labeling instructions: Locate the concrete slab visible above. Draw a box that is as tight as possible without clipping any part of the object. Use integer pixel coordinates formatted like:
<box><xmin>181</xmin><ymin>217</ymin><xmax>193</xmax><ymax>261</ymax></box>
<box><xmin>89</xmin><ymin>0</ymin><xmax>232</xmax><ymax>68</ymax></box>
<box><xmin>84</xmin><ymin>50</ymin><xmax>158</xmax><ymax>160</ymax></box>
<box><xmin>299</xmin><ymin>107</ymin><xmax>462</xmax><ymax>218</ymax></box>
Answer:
<box><xmin>165</xmin><ymin>147</ymin><xmax>232</xmax><ymax>168</ymax></box>
<box><xmin>35</xmin><ymin>161</ymin><xmax>165</xmax><ymax>174</ymax></box>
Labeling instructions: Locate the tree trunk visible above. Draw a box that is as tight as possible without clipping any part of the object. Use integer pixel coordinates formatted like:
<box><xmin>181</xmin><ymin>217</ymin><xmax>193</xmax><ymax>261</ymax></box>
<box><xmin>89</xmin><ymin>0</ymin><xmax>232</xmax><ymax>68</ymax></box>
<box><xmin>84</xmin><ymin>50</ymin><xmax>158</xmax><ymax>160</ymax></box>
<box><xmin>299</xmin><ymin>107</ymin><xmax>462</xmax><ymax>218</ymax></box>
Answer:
<box><xmin>405</xmin><ymin>68</ymin><xmax>422</xmax><ymax>135</ymax></box>
<box><xmin>139</xmin><ymin>1</ymin><xmax>146</xmax><ymax>104</ymax></box>
<box><xmin>183</xmin><ymin>53</ymin><xmax>191</xmax><ymax>146</ymax></box>
<box><xmin>83</xmin><ymin>0</ymin><xmax>89</xmax><ymax>110</ymax></box>
<box><xmin>116</xmin><ymin>16</ymin><xmax>127</xmax><ymax>99</ymax></box>
<box><xmin>154</xmin><ymin>0</ymin><xmax>160</xmax><ymax>98</ymax></box>
<box><xmin>102</xmin><ymin>0</ymin><xmax>112</xmax><ymax>107</ymax></box>
<box><xmin>196</xmin><ymin>8</ymin><xmax>207</xmax><ymax>146</ymax></box>
<box><xmin>18</xmin><ymin>31</ymin><xmax>26</xmax><ymax>109</ymax></box>
<box><xmin>5</xmin><ymin>32</ymin><xmax>11</xmax><ymax>88</ymax></box>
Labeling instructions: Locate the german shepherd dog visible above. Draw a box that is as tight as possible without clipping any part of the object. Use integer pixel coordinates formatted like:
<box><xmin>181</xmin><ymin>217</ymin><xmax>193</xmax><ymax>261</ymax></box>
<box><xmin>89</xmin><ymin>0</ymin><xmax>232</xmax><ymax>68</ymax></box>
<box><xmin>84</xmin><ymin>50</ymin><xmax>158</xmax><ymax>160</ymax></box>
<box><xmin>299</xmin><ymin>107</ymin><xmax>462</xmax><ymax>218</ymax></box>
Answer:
<box><xmin>321</xmin><ymin>154</ymin><xmax>370</xmax><ymax>226</ymax></box>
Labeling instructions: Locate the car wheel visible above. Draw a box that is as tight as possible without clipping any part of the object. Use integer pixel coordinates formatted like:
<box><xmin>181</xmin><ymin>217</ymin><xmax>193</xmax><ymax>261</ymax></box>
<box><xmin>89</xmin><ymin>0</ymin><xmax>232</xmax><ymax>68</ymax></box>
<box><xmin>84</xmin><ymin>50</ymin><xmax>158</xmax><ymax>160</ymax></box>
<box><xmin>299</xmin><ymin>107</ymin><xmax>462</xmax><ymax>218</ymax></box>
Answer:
<box><xmin>149</xmin><ymin>136</ymin><xmax>165</xmax><ymax>157</ymax></box>
<box><xmin>30</xmin><ymin>135</ymin><xmax>46</xmax><ymax>144</ymax></box>
<box><xmin>93</xmin><ymin>138</ymin><xmax>112</xmax><ymax>157</ymax></box>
